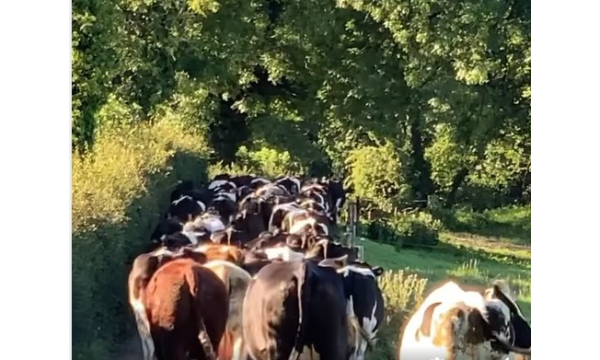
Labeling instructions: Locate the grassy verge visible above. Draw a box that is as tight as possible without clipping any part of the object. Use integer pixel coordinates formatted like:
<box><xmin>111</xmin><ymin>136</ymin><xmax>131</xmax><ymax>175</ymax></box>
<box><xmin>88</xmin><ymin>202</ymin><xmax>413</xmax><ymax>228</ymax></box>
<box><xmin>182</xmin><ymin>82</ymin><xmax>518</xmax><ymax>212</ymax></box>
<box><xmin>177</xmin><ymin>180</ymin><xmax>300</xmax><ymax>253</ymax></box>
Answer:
<box><xmin>72</xmin><ymin>119</ymin><xmax>210</xmax><ymax>360</ymax></box>
<box><xmin>367</xmin><ymin>206</ymin><xmax>531</xmax><ymax>359</ymax></box>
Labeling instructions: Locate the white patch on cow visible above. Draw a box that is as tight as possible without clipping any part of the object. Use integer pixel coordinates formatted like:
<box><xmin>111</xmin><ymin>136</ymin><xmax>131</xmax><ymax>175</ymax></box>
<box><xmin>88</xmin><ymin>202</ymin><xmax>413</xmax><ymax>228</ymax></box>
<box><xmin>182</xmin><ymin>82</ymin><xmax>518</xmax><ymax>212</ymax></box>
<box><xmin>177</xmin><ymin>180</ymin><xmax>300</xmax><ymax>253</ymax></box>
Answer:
<box><xmin>335</xmin><ymin>197</ymin><xmax>343</xmax><ymax>211</ymax></box>
<box><xmin>264</xmin><ymin>246</ymin><xmax>305</xmax><ymax>261</ymax></box>
<box><xmin>289</xmin><ymin>217</ymin><xmax>317</xmax><ymax>234</ymax></box>
<box><xmin>398</xmin><ymin>280</ymin><xmax>512</xmax><ymax>360</ymax></box>
<box><xmin>151</xmin><ymin>246</ymin><xmax>172</xmax><ymax>256</ymax></box>
<box><xmin>316</xmin><ymin>223</ymin><xmax>329</xmax><ymax>235</ymax></box>
<box><xmin>181</xmin><ymin>231</ymin><xmax>199</xmax><ymax>245</ymax></box>
<box><xmin>346</xmin><ymin>295</ymin><xmax>379</xmax><ymax>360</ymax></box>
<box><xmin>232</xmin><ymin>336</ymin><xmax>246</xmax><ymax>360</ymax></box>
<box><xmin>208</xmin><ymin>180</ymin><xmax>229</xmax><ymax>190</ymax></box>
<box><xmin>196</xmin><ymin>201</ymin><xmax>206</xmax><ymax>212</ymax></box>
<box><xmin>338</xmin><ymin>265</ymin><xmax>376</xmax><ymax>278</ymax></box>
<box><xmin>251</xmin><ymin>177</ymin><xmax>271</xmax><ymax>185</ymax></box>
<box><xmin>301</xmin><ymin>183</ymin><xmax>325</xmax><ymax>193</ymax></box>
<box><xmin>198</xmin><ymin>217</ymin><xmax>226</xmax><ymax>233</ymax></box>
<box><xmin>214</xmin><ymin>192</ymin><xmax>236</xmax><ymax>202</ymax></box>
<box><xmin>268</xmin><ymin>203</ymin><xmax>303</xmax><ymax>228</ymax></box>
<box><xmin>172</xmin><ymin>195</ymin><xmax>192</xmax><ymax>206</ymax></box>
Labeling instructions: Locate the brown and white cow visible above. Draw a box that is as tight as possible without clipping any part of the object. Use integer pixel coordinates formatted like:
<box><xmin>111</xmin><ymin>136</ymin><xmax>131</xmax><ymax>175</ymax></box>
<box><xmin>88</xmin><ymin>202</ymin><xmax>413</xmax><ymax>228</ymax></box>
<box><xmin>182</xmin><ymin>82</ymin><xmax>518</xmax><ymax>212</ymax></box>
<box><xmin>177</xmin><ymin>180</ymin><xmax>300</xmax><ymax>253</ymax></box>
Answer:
<box><xmin>398</xmin><ymin>280</ymin><xmax>531</xmax><ymax>360</ymax></box>
<box><xmin>128</xmin><ymin>247</ymin><xmax>208</xmax><ymax>360</ymax></box>
<box><xmin>203</xmin><ymin>260</ymin><xmax>252</xmax><ymax>360</ymax></box>
<box><xmin>143</xmin><ymin>258</ymin><xmax>229</xmax><ymax>360</ymax></box>
<box><xmin>282</xmin><ymin>209</ymin><xmax>330</xmax><ymax>237</ymax></box>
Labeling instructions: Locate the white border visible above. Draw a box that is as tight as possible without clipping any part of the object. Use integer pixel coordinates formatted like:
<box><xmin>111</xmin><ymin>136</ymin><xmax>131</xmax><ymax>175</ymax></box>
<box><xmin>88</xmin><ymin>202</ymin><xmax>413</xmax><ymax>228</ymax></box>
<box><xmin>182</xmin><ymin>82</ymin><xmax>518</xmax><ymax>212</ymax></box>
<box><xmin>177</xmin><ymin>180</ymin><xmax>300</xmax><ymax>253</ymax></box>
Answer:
<box><xmin>0</xmin><ymin>1</ymin><xmax>71</xmax><ymax>358</ymax></box>
<box><xmin>533</xmin><ymin>0</ymin><xmax>600</xmax><ymax>358</ymax></box>
<box><xmin>0</xmin><ymin>1</ymin><xmax>595</xmax><ymax>359</ymax></box>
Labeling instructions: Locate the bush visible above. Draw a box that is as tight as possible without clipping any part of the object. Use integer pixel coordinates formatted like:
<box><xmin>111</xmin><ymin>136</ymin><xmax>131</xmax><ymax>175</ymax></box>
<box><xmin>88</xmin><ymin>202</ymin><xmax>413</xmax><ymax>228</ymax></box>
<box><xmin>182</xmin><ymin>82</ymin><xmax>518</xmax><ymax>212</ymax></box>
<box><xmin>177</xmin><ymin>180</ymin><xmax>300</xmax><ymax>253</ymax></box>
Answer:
<box><xmin>208</xmin><ymin>145</ymin><xmax>305</xmax><ymax>180</ymax></box>
<box><xmin>371</xmin><ymin>270</ymin><xmax>429</xmax><ymax>359</ymax></box>
<box><xmin>72</xmin><ymin>118</ymin><xmax>209</xmax><ymax>359</ymax></box>
<box><xmin>360</xmin><ymin>211</ymin><xmax>443</xmax><ymax>249</ymax></box>
<box><xmin>345</xmin><ymin>142</ymin><xmax>412</xmax><ymax>213</ymax></box>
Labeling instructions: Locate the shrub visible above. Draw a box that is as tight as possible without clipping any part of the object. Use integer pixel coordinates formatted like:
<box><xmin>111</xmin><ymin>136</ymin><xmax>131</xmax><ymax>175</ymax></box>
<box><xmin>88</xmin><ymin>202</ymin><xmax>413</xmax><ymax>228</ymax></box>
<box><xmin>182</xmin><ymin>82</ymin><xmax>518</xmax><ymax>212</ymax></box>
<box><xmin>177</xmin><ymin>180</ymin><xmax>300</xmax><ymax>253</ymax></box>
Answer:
<box><xmin>72</xmin><ymin>118</ymin><xmax>209</xmax><ymax>359</ymax></box>
<box><xmin>345</xmin><ymin>142</ymin><xmax>411</xmax><ymax>213</ymax></box>
<box><xmin>208</xmin><ymin>145</ymin><xmax>305</xmax><ymax>180</ymax></box>
<box><xmin>360</xmin><ymin>211</ymin><xmax>443</xmax><ymax>249</ymax></box>
<box><xmin>371</xmin><ymin>270</ymin><xmax>429</xmax><ymax>359</ymax></box>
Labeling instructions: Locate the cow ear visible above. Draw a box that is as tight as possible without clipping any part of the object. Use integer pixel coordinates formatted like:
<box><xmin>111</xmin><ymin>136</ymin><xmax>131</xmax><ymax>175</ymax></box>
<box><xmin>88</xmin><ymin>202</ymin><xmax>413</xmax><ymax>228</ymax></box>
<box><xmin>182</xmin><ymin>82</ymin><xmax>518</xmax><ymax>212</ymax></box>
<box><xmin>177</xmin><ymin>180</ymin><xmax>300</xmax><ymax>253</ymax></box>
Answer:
<box><xmin>372</xmin><ymin>266</ymin><xmax>384</xmax><ymax>277</ymax></box>
<box><xmin>417</xmin><ymin>301</ymin><xmax>442</xmax><ymax>339</ymax></box>
<box><xmin>491</xmin><ymin>285</ymin><xmax>531</xmax><ymax>349</ymax></box>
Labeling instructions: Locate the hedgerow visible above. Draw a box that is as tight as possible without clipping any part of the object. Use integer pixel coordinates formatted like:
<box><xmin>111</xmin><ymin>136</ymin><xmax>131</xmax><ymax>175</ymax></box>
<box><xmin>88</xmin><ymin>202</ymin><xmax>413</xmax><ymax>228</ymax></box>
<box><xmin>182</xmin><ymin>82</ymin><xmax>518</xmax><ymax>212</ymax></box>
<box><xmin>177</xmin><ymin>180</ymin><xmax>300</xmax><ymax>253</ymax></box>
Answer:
<box><xmin>72</xmin><ymin>118</ymin><xmax>209</xmax><ymax>359</ymax></box>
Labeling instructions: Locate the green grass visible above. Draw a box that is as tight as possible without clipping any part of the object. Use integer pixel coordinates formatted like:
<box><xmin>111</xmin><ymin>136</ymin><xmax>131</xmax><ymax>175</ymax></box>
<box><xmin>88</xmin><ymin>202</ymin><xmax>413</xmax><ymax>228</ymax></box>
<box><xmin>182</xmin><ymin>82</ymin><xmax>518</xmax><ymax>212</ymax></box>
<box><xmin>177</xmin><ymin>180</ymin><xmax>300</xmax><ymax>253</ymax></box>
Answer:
<box><xmin>366</xmin><ymin>206</ymin><xmax>531</xmax><ymax>359</ymax></box>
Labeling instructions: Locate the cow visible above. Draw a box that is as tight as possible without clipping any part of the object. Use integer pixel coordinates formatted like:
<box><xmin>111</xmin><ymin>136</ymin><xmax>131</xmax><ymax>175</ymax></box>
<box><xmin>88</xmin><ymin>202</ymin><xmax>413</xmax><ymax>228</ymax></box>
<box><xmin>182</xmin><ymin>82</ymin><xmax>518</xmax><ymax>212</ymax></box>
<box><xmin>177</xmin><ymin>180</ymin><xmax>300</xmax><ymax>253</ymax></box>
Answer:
<box><xmin>170</xmin><ymin>180</ymin><xmax>198</xmax><ymax>202</ymax></box>
<box><xmin>160</xmin><ymin>231</ymin><xmax>213</xmax><ymax>248</ymax></box>
<box><xmin>334</xmin><ymin>259</ymin><xmax>385</xmax><ymax>360</ymax></box>
<box><xmin>193</xmin><ymin>243</ymin><xmax>246</xmax><ymax>265</ymax></box>
<box><xmin>207</xmin><ymin>196</ymin><xmax>238</xmax><ymax>223</ymax></box>
<box><xmin>128</xmin><ymin>247</ymin><xmax>208</xmax><ymax>360</ymax></box>
<box><xmin>229</xmin><ymin>174</ymin><xmax>257</xmax><ymax>188</ymax></box>
<box><xmin>203</xmin><ymin>260</ymin><xmax>252</xmax><ymax>360</ymax></box>
<box><xmin>150</xmin><ymin>218</ymin><xmax>184</xmax><ymax>246</ymax></box>
<box><xmin>185</xmin><ymin>213</ymin><xmax>227</xmax><ymax>234</ymax></box>
<box><xmin>143</xmin><ymin>258</ymin><xmax>229</xmax><ymax>360</ymax></box>
<box><xmin>268</xmin><ymin>202</ymin><xmax>304</xmax><ymax>231</ymax></box>
<box><xmin>274</xmin><ymin>175</ymin><xmax>302</xmax><ymax>195</ymax></box>
<box><xmin>282</xmin><ymin>209</ymin><xmax>330</xmax><ymax>237</ymax></box>
<box><xmin>242</xmin><ymin>258</ymin><xmax>350</xmax><ymax>360</ymax></box>
<box><xmin>305</xmin><ymin>238</ymin><xmax>360</xmax><ymax>262</ymax></box>
<box><xmin>322</xmin><ymin>177</ymin><xmax>346</xmax><ymax>224</ymax></box>
<box><xmin>168</xmin><ymin>195</ymin><xmax>206</xmax><ymax>223</ymax></box>
<box><xmin>398</xmin><ymin>279</ymin><xmax>531</xmax><ymax>360</ymax></box>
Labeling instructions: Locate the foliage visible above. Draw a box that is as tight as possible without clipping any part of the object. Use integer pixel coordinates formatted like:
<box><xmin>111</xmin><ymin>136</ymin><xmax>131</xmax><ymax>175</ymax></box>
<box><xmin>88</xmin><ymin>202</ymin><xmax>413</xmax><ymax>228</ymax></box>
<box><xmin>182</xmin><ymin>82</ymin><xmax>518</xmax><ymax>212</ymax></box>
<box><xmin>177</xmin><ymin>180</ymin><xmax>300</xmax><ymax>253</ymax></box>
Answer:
<box><xmin>360</xmin><ymin>211</ymin><xmax>443</xmax><ymax>249</ymax></box>
<box><xmin>345</xmin><ymin>142</ymin><xmax>412</xmax><ymax>212</ymax></box>
<box><xmin>72</xmin><ymin>118</ymin><xmax>209</xmax><ymax>360</ymax></box>
<box><xmin>73</xmin><ymin>0</ymin><xmax>531</xmax><ymax>209</ymax></box>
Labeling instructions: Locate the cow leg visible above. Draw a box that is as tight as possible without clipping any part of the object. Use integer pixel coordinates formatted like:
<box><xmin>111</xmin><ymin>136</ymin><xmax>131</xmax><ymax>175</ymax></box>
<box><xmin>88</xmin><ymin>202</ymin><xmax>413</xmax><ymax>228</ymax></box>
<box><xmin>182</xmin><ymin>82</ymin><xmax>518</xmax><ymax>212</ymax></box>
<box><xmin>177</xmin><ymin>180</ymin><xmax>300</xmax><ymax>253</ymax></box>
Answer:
<box><xmin>197</xmin><ymin>316</ymin><xmax>217</xmax><ymax>360</ymax></box>
<box><xmin>231</xmin><ymin>334</ymin><xmax>246</xmax><ymax>360</ymax></box>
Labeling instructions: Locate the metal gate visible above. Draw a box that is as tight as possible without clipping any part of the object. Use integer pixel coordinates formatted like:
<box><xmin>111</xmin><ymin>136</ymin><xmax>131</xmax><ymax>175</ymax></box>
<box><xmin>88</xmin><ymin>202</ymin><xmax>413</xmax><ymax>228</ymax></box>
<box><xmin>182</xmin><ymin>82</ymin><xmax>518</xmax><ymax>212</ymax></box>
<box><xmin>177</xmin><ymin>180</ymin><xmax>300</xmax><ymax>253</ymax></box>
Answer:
<box><xmin>344</xmin><ymin>197</ymin><xmax>364</xmax><ymax>260</ymax></box>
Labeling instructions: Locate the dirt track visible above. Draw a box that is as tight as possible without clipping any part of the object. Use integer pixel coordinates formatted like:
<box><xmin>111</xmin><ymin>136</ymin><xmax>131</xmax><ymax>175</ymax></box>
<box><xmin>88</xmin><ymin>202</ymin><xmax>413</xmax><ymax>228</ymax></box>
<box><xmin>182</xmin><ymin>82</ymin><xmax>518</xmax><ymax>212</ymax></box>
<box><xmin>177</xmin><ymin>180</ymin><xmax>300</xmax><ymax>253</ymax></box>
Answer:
<box><xmin>114</xmin><ymin>336</ymin><xmax>142</xmax><ymax>360</ymax></box>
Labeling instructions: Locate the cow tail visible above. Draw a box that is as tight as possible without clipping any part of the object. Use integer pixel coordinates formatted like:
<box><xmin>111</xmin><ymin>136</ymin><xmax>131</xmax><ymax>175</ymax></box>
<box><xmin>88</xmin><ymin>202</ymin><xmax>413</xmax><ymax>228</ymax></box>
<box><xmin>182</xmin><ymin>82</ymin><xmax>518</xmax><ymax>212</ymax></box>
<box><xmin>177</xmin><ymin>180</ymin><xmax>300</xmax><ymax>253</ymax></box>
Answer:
<box><xmin>188</xmin><ymin>269</ymin><xmax>218</xmax><ymax>360</ymax></box>
<box><xmin>293</xmin><ymin>262</ymin><xmax>311</xmax><ymax>359</ymax></box>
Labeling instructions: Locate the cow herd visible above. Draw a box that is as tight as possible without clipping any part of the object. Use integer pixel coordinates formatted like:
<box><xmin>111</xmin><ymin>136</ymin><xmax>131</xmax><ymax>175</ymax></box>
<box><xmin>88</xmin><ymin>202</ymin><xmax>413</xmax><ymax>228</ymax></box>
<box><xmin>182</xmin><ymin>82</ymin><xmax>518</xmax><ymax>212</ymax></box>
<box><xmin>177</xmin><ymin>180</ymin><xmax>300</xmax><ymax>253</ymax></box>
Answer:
<box><xmin>126</xmin><ymin>173</ymin><xmax>532</xmax><ymax>360</ymax></box>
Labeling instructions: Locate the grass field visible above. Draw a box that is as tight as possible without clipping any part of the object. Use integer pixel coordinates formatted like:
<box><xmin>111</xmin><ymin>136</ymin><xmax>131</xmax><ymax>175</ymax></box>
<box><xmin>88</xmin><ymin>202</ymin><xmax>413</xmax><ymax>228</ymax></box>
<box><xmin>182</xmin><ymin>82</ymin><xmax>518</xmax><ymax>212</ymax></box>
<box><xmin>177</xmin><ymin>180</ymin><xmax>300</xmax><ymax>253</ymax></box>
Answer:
<box><xmin>366</xmin><ymin>206</ymin><xmax>531</xmax><ymax>359</ymax></box>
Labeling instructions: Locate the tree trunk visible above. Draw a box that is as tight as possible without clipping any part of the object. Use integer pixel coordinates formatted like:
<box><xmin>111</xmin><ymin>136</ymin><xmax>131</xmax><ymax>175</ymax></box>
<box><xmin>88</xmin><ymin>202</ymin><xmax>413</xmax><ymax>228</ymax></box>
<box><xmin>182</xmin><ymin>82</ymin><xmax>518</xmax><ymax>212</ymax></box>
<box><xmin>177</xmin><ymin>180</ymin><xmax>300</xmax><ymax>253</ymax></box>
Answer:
<box><xmin>408</xmin><ymin>113</ymin><xmax>435</xmax><ymax>207</ymax></box>
<box><xmin>445</xmin><ymin>168</ymin><xmax>469</xmax><ymax>207</ymax></box>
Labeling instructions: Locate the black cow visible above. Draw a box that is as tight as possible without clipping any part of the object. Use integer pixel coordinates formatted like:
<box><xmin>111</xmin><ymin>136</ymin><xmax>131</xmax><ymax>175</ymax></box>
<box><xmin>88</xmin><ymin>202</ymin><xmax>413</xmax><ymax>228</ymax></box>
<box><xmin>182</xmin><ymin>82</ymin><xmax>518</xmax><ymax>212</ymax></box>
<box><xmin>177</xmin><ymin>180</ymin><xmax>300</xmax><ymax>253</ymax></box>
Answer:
<box><xmin>274</xmin><ymin>176</ymin><xmax>302</xmax><ymax>195</ymax></box>
<box><xmin>322</xmin><ymin>257</ymin><xmax>385</xmax><ymax>360</ymax></box>
<box><xmin>230</xmin><ymin>174</ymin><xmax>256</xmax><ymax>188</ymax></box>
<box><xmin>207</xmin><ymin>196</ymin><xmax>237</xmax><ymax>224</ymax></box>
<box><xmin>150</xmin><ymin>218</ymin><xmax>184</xmax><ymax>245</ymax></box>
<box><xmin>168</xmin><ymin>195</ymin><xmax>206</xmax><ymax>223</ymax></box>
<box><xmin>242</xmin><ymin>259</ymin><xmax>350</xmax><ymax>360</ymax></box>
<box><xmin>170</xmin><ymin>180</ymin><xmax>197</xmax><ymax>202</ymax></box>
<box><xmin>323</xmin><ymin>177</ymin><xmax>346</xmax><ymax>224</ymax></box>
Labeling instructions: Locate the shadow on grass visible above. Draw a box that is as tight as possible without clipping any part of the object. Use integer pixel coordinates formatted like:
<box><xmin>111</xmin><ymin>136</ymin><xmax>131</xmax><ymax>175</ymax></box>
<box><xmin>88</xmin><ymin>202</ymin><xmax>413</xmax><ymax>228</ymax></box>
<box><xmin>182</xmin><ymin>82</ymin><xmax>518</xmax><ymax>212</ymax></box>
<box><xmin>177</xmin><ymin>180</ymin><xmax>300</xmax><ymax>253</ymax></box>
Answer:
<box><xmin>434</xmin><ymin>207</ymin><xmax>531</xmax><ymax>246</ymax></box>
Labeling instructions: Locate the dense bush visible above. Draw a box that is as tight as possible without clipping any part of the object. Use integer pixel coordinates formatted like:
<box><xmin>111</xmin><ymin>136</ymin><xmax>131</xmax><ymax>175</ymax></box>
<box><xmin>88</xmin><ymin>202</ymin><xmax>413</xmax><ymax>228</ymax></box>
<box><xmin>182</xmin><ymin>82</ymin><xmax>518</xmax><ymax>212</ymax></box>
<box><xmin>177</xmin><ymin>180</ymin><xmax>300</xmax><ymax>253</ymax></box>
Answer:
<box><xmin>360</xmin><ymin>211</ymin><xmax>443</xmax><ymax>249</ymax></box>
<box><xmin>72</xmin><ymin>119</ymin><xmax>209</xmax><ymax>359</ymax></box>
<box><xmin>345</xmin><ymin>142</ymin><xmax>412</xmax><ymax>212</ymax></box>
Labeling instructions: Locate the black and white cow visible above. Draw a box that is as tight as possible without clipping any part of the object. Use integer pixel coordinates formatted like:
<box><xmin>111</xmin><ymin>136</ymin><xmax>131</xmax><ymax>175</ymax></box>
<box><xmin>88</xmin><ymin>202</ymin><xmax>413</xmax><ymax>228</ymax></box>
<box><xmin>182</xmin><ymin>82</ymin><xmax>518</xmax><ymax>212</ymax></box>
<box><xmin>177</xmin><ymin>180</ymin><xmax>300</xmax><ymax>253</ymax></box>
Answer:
<box><xmin>242</xmin><ymin>258</ymin><xmax>350</xmax><ymax>360</ymax></box>
<box><xmin>168</xmin><ymin>195</ymin><xmax>206</xmax><ymax>223</ymax></box>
